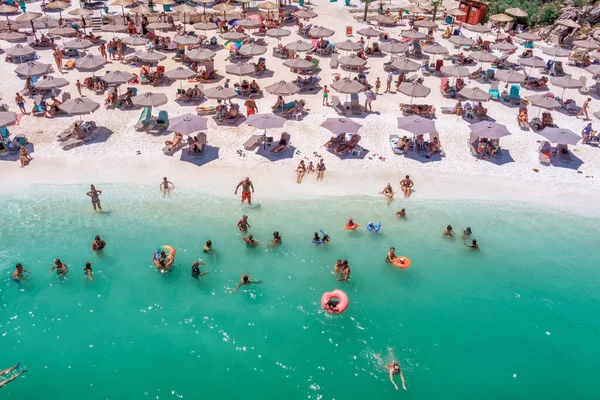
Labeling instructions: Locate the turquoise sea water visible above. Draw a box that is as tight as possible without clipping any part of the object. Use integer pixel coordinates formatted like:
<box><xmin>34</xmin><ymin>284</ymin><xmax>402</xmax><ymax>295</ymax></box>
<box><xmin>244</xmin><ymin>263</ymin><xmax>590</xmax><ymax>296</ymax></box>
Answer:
<box><xmin>1</xmin><ymin>185</ymin><xmax>599</xmax><ymax>399</ymax></box>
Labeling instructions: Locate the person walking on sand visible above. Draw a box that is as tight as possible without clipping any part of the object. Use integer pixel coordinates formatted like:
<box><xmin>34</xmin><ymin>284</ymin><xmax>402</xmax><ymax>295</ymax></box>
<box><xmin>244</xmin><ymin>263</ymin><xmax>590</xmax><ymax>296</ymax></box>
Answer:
<box><xmin>234</xmin><ymin>177</ymin><xmax>254</xmax><ymax>204</ymax></box>
<box><xmin>53</xmin><ymin>49</ymin><xmax>63</xmax><ymax>74</ymax></box>
<box><xmin>0</xmin><ymin>362</ymin><xmax>27</xmax><ymax>388</ymax></box>
<box><xmin>316</xmin><ymin>159</ymin><xmax>326</xmax><ymax>181</ymax></box>
<box><xmin>15</xmin><ymin>93</ymin><xmax>26</xmax><ymax>114</ymax></box>
<box><xmin>99</xmin><ymin>43</ymin><xmax>107</xmax><ymax>60</ymax></box>
<box><xmin>244</xmin><ymin>95</ymin><xmax>258</xmax><ymax>117</ymax></box>
<box><xmin>76</xmin><ymin>80</ymin><xmax>83</xmax><ymax>96</ymax></box>
<box><xmin>86</xmin><ymin>184</ymin><xmax>102</xmax><ymax>212</ymax></box>
<box><xmin>365</xmin><ymin>88</ymin><xmax>376</xmax><ymax>112</ymax></box>
<box><xmin>400</xmin><ymin>175</ymin><xmax>414</xmax><ymax>198</ymax></box>
<box><xmin>385</xmin><ymin>71</ymin><xmax>393</xmax><ymax>93</ymax></box>
<box><xmin>322</xmin><ymin>85</ymin><xmax>329</xmax><ymax>106</ymax></box>
<box><xmin>160</xmin><ymin>177</ymin><xmax>175</xmax><ymax>197</ymax></box>
<box><xmin>375</xmin><ymin>77</ymin><xmax>381</xmax><ymax>95</ymax></box>
<box><xmin>577</xmin><ymin>98</ymin><xmax>591</xmax><ymax>120</ymax></box>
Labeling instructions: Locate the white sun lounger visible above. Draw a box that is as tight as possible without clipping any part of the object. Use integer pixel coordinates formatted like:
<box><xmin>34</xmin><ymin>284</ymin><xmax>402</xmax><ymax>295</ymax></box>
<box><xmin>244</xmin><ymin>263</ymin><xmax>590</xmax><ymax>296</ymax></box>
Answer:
<box><xmin>244</xmin><ymin>133</ymin><xmax>265</xmax><ymax>151</ymax></box>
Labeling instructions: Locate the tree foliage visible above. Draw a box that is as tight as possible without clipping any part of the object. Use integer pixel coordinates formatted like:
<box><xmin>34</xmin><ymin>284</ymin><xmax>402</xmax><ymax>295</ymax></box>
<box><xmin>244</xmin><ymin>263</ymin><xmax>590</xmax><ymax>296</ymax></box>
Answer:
<box><xmin>485</xmin><ymin>0</ymin><xmax>561</xmax><ymax>27</ymax></box>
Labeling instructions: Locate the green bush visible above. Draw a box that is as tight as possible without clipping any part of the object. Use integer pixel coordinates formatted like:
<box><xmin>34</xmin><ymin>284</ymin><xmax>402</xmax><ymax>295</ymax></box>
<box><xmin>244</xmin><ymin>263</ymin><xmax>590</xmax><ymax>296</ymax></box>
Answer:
<box><xmin>535</xmin><ymin>5</ymin><xmax>560</xmax><ymax>25</ymax></box>
<box><xmin>572</xmin><ymin>0</ymin><xmax>586</xmax><ymax>7</ymax></box>
<box><xmin>484</xmin><ymin>0</ymin><xmax>562</xmax><ymax>27</ymax></box>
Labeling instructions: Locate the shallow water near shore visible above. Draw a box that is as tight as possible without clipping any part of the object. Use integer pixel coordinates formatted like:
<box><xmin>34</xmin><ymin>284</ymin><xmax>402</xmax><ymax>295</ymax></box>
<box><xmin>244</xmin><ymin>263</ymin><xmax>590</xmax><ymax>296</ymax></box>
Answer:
<box><xmin>1</xmin><ymin>185</ymin><xmax>599</xmax><ymax>399</ymax></box>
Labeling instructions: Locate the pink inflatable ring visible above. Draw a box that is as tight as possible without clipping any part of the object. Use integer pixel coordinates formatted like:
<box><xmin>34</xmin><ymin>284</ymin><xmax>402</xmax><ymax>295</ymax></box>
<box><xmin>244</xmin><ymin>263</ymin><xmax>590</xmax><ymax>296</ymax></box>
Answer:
<box><xmin>321</xmin><ymin>289</ymin><xmax>349</xmax><ymax>314</ymax></box>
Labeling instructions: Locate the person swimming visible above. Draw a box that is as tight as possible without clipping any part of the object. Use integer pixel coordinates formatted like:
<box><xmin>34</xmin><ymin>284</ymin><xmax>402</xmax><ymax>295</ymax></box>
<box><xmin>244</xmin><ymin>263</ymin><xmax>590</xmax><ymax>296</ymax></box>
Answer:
<box><xmin>153</xmin><ymin>249</ymin><xmax>174</xmax><ymax>270</ymax></box>
<box><xmin>12</xmin><ymin>264</ymin><xmax>29</xmax><ymax>281</ymax></box>
<box><xmin>271</xmin><ymin>231</ymin><xmax>282</xmax><ymax>246</ymax></box>
<box><xmin>83</xmin><ymin>262</ymin><xmax>93</xmax><ymax>281</ymax></box>
<box><xmin>386</xmin><ymin>247</ymin><xmax>396</xmax><ymax>263</ymax></box>
<box><xmin>191</xmin><ymin>261</ymin><xmax>209</xmax><ymax>279</ymax></box>
<box><xmin>376</xmin><ymin>348</ymin><xmax>406</xmax><ymax>391</ymax></box>
<box><xmin>92</xmin><ymin>235</ymin><xmax>106</xmax><ymax>252</ymax></box>
<box><xmin>324</xmin><ymin>298</ymin><xmax>340</xmax><ymax>313</ymax></box>
<box><xmin>237</xmin><ymin>215</ymin><xmax>250</xmax><ymax>232</ymax></box>
<box><xmin>231</xmin><ymin>274</ymin><xmax>263</xmax><ymax>294</ymax></box>
<box><xmin>50</xmin><ymin>259</ymin><xmax>69</xmax><ymax>277</ymax></box>
<box><xmin>462</xmin><ymin>227</ymin><xmax>472</xmax><ymax>240</ymax></box>
<box><xmin>465</xmin><ymin>239</ymin><xmax>479</xmax><ymax>251</ymax></box>
<box><xmin>346</xmin><ymin>218</ymin><xmax>359</xmax><ymax>229</ymax></box>
<box><xmin>243</xmin><ymin>234</ymin><xmax>258</xmax><ymax>246</ymax></box>
<box><xmin>396</xmin><ymin>209</ymin><xmax>406</xmax><ymax>218</ymax></box>
<box><xmin>203</xmin><ymin>240</ymin><xmax>212</xmax><ymax>253</ymax></box>
<box><xmin>444</xmin><ymin>225</ymin><xmax>454</xmax><ymax>237</ymax></box>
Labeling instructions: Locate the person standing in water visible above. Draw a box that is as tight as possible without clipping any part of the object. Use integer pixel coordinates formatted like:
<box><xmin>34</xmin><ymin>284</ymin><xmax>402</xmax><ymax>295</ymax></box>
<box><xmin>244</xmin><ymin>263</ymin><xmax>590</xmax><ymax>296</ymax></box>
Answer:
<box><xmin>337</xmin><ymin>260</ymin><xmax>350</xmax><ymax>281</ymax></box>
<box><xmin>50</xmin><ymin>259</ymin><xmax>68</xmax><ymax>277</ymax></box>
<box><xmin>234</xmin><ymin>177</ymin><xmax>254</xmax><ymax>205</ymax></box>
<box><xmin>83</xmin><ymin>262</ymin><xmax>93</xmax><ymax>281</ymax></box>
<box><xmin>465</xmin><ymin>239</ymin><xmax>479</xmax><ymax>251</ymax></box>
<box><xmin>92</xmin><ymin>235</ymin><xmax>106</xmax><ymax>252</ymax></box>
<box><xmin>386</xmin><ymin>247</ymin><xmax>397</xmax><ymax>263</ymax></box>
<box><xmin>86</xmin><ymin>185</ymin><xmax>102</xmax><ymax>212</ymax></box>
<box><xmin>270</xmin><ymin>231</ymin><xmax>282</xmax><ymax>246</ymax></box>
<box><xmin>462</xmin><ymin>227</ymin><xmax>472</xmax><ymax>240</ymax></box>
<box><xmin>191</xmin><ymin>261</ymin><xmax>209</xmax><ymax>279</ymax></box>
<box><xmin>160</xmin><ymin>177</ymin><xmax>175</xmax><ymax>197</ymax></box>
<box><xmin>12</xmin><ymin>264</ymin><xmax>29</xmax><ymax>281</ymax></box>
<box><xmin>0</xmin><ymin>362</ymin><xmax>27</xmax><ymax>388</ymax></box>
<box><xmin>380</xmin><ymin>183</ymin><xmax>394</xmax><ymax>201</ymax></box>
<box><xmin>231</xmin><ymin>274</ymin><xmax>263</xmax><ymax>293</ymax></box>
<box><xmin>444</xmin><ymin>225</ymin><xmax>454</xmax><ymax>237</ymax></box>
<box><xmin>237</xmin><ymin>215</ymin><xmax>250</xmax><ymax>232</ymax></box>
<box><xmin>203</xmin><ymin>240</ymin><xmax>213</xmax><ymax>254</ymax></box>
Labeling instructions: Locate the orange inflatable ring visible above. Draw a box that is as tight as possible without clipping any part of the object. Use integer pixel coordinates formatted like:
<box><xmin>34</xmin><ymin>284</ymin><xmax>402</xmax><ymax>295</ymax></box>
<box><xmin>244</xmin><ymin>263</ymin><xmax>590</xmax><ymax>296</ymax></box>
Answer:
<box><xmin>321</xmin><ymin>289</ymin><xmax>349</xmax><ymax>314</ymax></box>
<box><xmin>392</xmin><ymin>256</ymin><xmax>411</xmax><ymax>269</ymax></box>
<box><xmin>345</xmin><ymin>223</ymin><xmax>360</xmax><ymax>230</ymax></box>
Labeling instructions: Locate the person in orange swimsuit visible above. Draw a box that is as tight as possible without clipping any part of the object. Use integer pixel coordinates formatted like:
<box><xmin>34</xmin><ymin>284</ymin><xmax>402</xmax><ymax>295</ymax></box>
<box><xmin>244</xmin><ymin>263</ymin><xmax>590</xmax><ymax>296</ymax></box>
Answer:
<box><xmin>234</xmin><ymin>177</ymin><xmax>255</xmax><ymax>205</ymax></box>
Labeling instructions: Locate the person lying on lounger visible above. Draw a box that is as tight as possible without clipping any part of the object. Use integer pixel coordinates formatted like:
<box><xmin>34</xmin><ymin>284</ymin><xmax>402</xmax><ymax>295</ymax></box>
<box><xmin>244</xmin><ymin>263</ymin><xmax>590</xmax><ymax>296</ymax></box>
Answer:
<box><xmin>396</xmin><ymin>136</ymin><xmax>409</xmax><ymax>152</ymax></box>
<box><xmin>323</xmin><ymin>133</ymin><xmax>345</xmax><ymax>147</ymax></box>
<box><xmin>165</xmin><ymin>132</ymin><xmax>183</xmax><ymax>151</ymax></box>
<box><xmin>474</xmin><ymin>102</ymin><xmax>487</xmax><ymax>117</ymax></box>
<box><xmin>225</xmin><ymin>106</ymin><xmax>238</xmax><ymax>119</ymax></box>
<box><xmin>272</xmin><ymin>133</ymin><xmax>288</xmax><ymax>153</ymax></box>
<box><xmin>271</xmin><ymin>95</ymin><xmax>284</xmax><ymax>110</ymax></box>
<box><xmin>334</xmin><ymin>135</ymin><xmax>359</xmax><ymax>153</ymax></box>
<box><xmin>296</xmin><ymin>75</ymin><xmax>312</xmax><ymax>84</ymax></box>
<box><xmin>429</xmin><ymin>137</ymin><xmax>442</xmax><ymax>156</ymax></box>
<box><xmin>250</xmin><ymin>80</ymin><xmax>260</xmax><ymax>93</ymax></box>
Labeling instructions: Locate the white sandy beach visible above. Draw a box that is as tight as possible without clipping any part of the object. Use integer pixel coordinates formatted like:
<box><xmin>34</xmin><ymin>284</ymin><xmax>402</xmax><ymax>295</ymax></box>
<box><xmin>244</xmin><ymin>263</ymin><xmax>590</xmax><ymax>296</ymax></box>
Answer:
<box><xmin>1</xmin><ymin>0</ymin><xmax>599</xmax><ymax>215</ymax></box>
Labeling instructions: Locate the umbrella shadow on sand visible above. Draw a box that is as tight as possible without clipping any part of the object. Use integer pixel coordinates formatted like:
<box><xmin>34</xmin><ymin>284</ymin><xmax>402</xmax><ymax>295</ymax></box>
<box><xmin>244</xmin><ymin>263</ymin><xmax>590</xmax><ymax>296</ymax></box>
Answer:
<box><xmin>89</xmin><ymin>126</ymin><xmax>113</xmax><ymax>144</ymax></box>
<box><xmin>481</xmin><ymin>149</ymin><xmax>515</xmax><ymax>166</ymax></box>
<box><xmin>254</xmin><ymin>69</ymin><xmax>275</xmax><ymax>78</ymax></box>
<box><xmin>403</xmin><ymin>151</ymin><xmax>444</xmax><ymax>164</ymax></box>
<box><xmin>327</xmin><ymin>147</ymin><xmax>369</xmax><ymax>160</ymax></box>
<box><xmin>214</xmin><ymin>115</ymin><xmax>246</xmax><ymax>126</ymax></box>
<box><xmin>461</xmin><ymin>116</ymin><xmax>497</xmax><ymax>124</ymax></box>
<box><xmin>546</xmin><ymin>151</ymin><xmax>584</xmax><ymax>170</ymax></box>
<box><xmin>256</xmin><ymin>144</ymin><xmax>297</xmax><ymax>161</ymax></box>
<box><xmin>0</xmin><ymin>142</ymin><xmax>35</xmax><ymax>162</ymax></box>
<box><xmin>179</xmin><ymin>145</ymin><xmax>220</xmax><ymax>166</ymax></box>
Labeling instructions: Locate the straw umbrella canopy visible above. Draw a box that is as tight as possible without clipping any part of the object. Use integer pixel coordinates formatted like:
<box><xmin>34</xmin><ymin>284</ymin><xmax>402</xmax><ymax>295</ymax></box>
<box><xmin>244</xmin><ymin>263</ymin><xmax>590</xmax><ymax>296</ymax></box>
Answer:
<box><xmin>376</xmin><ymin>15</ymin><xmax>397</xmax><ymax>26</ymax></box>
<box><xmin>265</xmin><ymin>80</ymin><xmax>300</xmax><ymax>96</ymax></box>
<box><xmin>174</xmin><ymin>3</ymin><xmax>196</xmax><ymax>31</ymax></box>
<box><xmin>321</xmin><ymin>117</ymin><xmax>362</xmax><ymax>134</ymax></box>
<box><xmin>14</xmin><ymin>61</ymin><xmax>49</xmax><ymax>76</ymax></box>
<box><xmin>34</xmin><ymin>75</ymin><xmax>69</xmax><ymax>89</ymax></box>
<box><xmin>239</xmin><ymin>43</ymin><xmax>267</xmax><ymax>57</ymax></box>
<box><xmin>172</xmin><ymin>35</ymin><xmax>201</xmax><ymax>46</ymax></box>
<box><xmin>339</xmin><ymin>54</ymin><xmax>368</xmax><ymax>69</ymax></box>
<box><xmin>0</xmin><ymin>31</ymin><xmax>26</xmax><ymax>42</ymax></box>
<box><xmin>336</xmin><ymin>39</ymin><xmax>363</xmax><ymax>52</ymax></box>
<box><xmin>168</xmin><ymin>114</ymin><xmax>208</xmax><ymax>135</ymax></box>
<box><xmin>440</xmin><ymin>65</ymin><xmax>472</xmax><ymax>77</ymax></box>
<box><xmin>64</xmin><ymin>38</ymin><xmax>94</xmax><ymax>50</ymax></box>
<box><xmin>496</xmin><ymin>70</ymin><xmax>526</xmax><ymax>83</ymax></box>
<box><xmin>331</xmin><ymin>78</ymin><xmax>365</xmax><ymax>94</ymax></box>
<box><xmin>404</xmin><ymin>4</ymin><xmax>427</xmax><ymax>13</ymax></box>
<box><xmin>519</xmin><ymin>56</ymin><xmax>546</xmax><ymax>69</ymax></box>
<box><xmin>226</xmin><ymin>62</ymin><xmax>255</xmax><ymax>83</ymax></box>
<box><xmin>129</xmin><ymin>5</ymin><xmax>152</xmax><ymax>14</ymax></box>
<box><xmin>165</xmin><ymin>66</ymin><xmax>196</xmax><ymax>89</ymax></box>
<box><xmin>50</xmin><ymin>26</ymin><xmax>77</xmax><ymax>37</ymax></box>
<box><xmin>221</xmin><ymin>31</ymin><xmax>246</xmax><ymax>41</ymax></box>
<box><xmin>246</xmin><ymin>114</ymin><xmax>285</xmax><ymax>132</ymax></box>
<box><xmin>401</xmin><ymin>30</ymin><xmax>427</xmax><ymax>40</ymax></box>
<box><xmin>489</xmin><ymin>13</ymin><xmax>513</xmax><ymax>22</ymax></box>
<box><xmin>446</xmin><ymin>8</ymin><xmax>467</xmax><ymax>17</ymax></box>
<box><xmin>449</xmin><ymin>36</ymin><xmax>474</xmax><ymax>47</ymax></box>
<box><xmin>357</xmin><ymin>26</ymin><xmax>381</xmax><ymax>37</ymax></box>
<box><xmin>469</xmin><ymin>51</ymin><xmax>498</xmax><ymax>63</ymax></box>
<box><xmin>132</xmin><ymin>92</ymin><xmax>169</xmax><ymax>108</ymax></box>
<box><xmin>6</xmin><ymin>44</ymin><xmax>35</xmax><ymax>57</ymax></box>
<box><xmin>111</xmin><ymin>0</ymin><xmax>134</xmax><ymax>20</ymax></box>
<box><xmin>283</xmin><ymin>58</ymin><xmax>313</xmax><ymax>69</ymax></box>
<box><xmin>196</xmin><ymin>0</ymin><xmax>215</xmax><ymax>17</ymax></box>
<box><xmin>542</xmin><ymin>46</ymin><xmax>570</xmax><ymax>58</ymax></box>
<box><xmin>187</xmin><ymin>48</ymin><xmax>216</xmax><ymax>61</ymax></box>
<box><xmin>505</xmin><ymin>8</ymin><xmax>528</xmax><ymax>17</ymax></box>
<box><xmin>464</xmin><ymin>24</ymin><xmax>491</xmax><ymax>33</ymax></box>
<box><xmin>380</xmin><ymin>42</ymin><xmax>409</xmax><ymax>54</ymax></box>
<box><xmin>551</xmin><ymin>76</ymin><xmax>583</xmax><ymax>99</ymax></box>
<box><xmin>0</xmin><ymin>112</ymin><xmax>17</xmax><ymax>128</ymax></box>
<box><xmin>0</xmin><ymin>5</ymin><xmax>18</xmax><ymax>30</ymax></box>
<box><xmin>15</xmin><ymin>12</ymin><xmax>42</xmax><ymax>38</ymax></box>
<box><xmin>573</xmin><ymin>39</ymin><xmax>600</xmax><ymax>50</ymax></box>
<box><xmin>557</xmin><ymin>19</ymin><xmax>581</xmax><ymax>29</ymax></box>
<box><xmin>237</xmin><ymin>19</ymin><xmax>260</xmax><ymax>29</ymax></box>
<box><xmin>266</xmin><ymin>28</ymin><xmax>291</xmax><ymax>39</ymax></box>
<box><xmin>397</xmin><ymin>115</ymin><xmax>436</xmax><ymax>135</ymax></box>
<box><xmin>204</xmin><ymin>86</ymin><xmax>238</xmax><ymax>100</ymax></box>
<box><xmin>538</xmin><ymin>127</ymin><xmax>580</xmax><ymax>145</ymax></box>
<box><xmin>103</xmin><ymin>70</ymin><xmax>135</xmax><ymax>85</ymax></box>
<box><xmin>469</xmin><ymin>122</ymin><xmax>511</xmax><ymax>139</ymax></box>
<box><xmin>389</xmin><ymin>58</ymin><xmax>420</xmax><ymax>72</ymax></box>
<box><xmin>101</xmin><ymin>22</ymin><xmax>127</xmax><ymax>33</ymax></box>
<box><xmin>526</xmin><ymin>94</ymin><xmax>561</xmax><ymax>111</ymax></box>
<box><xmin>293</xmin><ymin>9</ymin><xmax>317</xmax><ymax>19</ymax></box>
<box><xmin>75</xmin><ymin>54</ymin><xmax>107</xmax><ymax>75</ymax></box>
<box><xmin>154</xmin><ymin>0</ymin><xmax>176</xmax><ymax>4</ymax></box>
<box><xmin>423</xmin><ymin>43</ymin><xmax>449</xmax><ymax>56</ymax></box>
<box><xmin>46</xmin><ymin>1</ymin><xmax>69</xmax><ymax>19</ymax></box>
<box><xmin>68</xmin><ymin>7</ymin><xmax>94</xmax><ymax>34</ymax></box>
<box><xmin>121</xmin><ymin>35</ymin><xmax>150</xmax><ymax>46</ymax></box>
<box><xmin>516</xmin><ymin>32</ymin><xmax>541</xmax><ymax>42</ymax></box>
<box><xmin>492</xmin><ymin>42</ymin><xmax>518</xmax><ymax>52</ymax></box>
<box><xmin>213</xmin><ymin>2</ymin><xmax>235</xmax><ymax>20</ymax></box>
<box><xmin>286</xmin><ymin>40</ymin><xmax>313</xmax><ymax>52</ymax></box>
<box><xmin>194</xmin><ymin>21</ymin><xmax>218</xmax><ymax>30</ymax></box>
<box><xmin>397</xmin><ymin>82</ymin><xmax>431</xmax><ymax>100</ymax></box>
<box><xmin>309</xmin><ymin>26</ymin><xmax>334</xmax><ymax>38</ymax></box>
<box><xmin>257</xmin><ymin>1</ymin><xmax>278</xmax><ymax>10</ymax></box>
<box><xmin>458</xmin><ymin>87</ymin><xmax>492</xmax><ymax>102</ymax></box>
<box><xmin>138</xmin><ymin>50</ymin><xmax>168</xmax><ymax>63</ymax></box>
<box><xmin>58</xmin><ymin>98</ymin><xmax>100</xmax><ymax>117</ymax></box>
<box><xmin>414</xmin><ymin>20</ymin><xmax>438</xmax><ymax>29</ymax></box>
<box><xmin>147</xmin><ymin>22</ymin><xmax>173</xmax><ymax>31</ymax></box>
